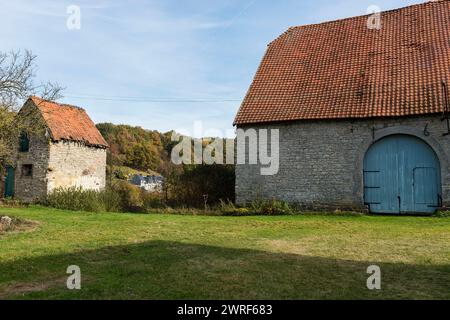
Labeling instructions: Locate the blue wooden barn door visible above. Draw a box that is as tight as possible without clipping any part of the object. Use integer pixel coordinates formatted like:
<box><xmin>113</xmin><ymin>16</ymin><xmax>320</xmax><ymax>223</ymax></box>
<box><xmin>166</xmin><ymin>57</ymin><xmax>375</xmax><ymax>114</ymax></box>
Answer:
<box><xmin>364</xmin><ymin>135</ymin><xmax>440</xmax><ymax>214</ymax></box>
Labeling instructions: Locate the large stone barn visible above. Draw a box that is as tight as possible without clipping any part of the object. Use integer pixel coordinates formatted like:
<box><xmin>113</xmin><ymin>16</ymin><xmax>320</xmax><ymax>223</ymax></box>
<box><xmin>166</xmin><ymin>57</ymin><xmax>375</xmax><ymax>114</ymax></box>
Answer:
<box><xmin>234</xmin><ymin>1</ymin><xmax>450</xmax><ymax>214</ymax></box>
<box><xmin>3</xmin><ymin>96</ymin><xmax>108</xmax><ymax>202</ymax></box>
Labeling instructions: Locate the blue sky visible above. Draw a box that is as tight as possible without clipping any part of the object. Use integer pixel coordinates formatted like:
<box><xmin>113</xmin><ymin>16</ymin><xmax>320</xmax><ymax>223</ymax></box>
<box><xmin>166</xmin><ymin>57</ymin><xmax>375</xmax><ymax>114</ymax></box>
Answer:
<box><xmin>0</xmin><ymin>0</ymin><xmax>422</xmax><ymax>136</ymax></box>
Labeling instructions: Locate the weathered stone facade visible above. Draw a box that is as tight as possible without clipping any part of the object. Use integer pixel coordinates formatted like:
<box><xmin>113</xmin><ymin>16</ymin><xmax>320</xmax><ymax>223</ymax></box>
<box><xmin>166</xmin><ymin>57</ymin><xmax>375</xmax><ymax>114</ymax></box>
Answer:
<box><xmin>47</xmin><ymin>141</ymin><xmax>107</xmax><ymax>193</ymax></box>
<box><xmin>236</xmin><ymin>115</ymin><xmax>450</xmax><ymax>210</ymax></box>
<box><xmin>14</xmin><ymin>138</ymin><xmax>107</xmax><ymax>202</ymax></box>
<box><xmin>14</xmin><ymin>136</ymin><xmax>50</xmax><ymax>202</ymax></box>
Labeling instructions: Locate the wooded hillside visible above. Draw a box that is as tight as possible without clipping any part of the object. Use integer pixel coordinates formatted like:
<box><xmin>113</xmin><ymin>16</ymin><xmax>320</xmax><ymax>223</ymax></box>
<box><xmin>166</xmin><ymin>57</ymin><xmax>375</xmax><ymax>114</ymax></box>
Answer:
<box><xmin>96</xmin><ymin>123</ymin><xmax>173</xmax><ymax>174</ymax></box>
<box><xmin>96</xmin><ymin>123</ymin><xmax>235</xmax><ymax>206</ymax></box>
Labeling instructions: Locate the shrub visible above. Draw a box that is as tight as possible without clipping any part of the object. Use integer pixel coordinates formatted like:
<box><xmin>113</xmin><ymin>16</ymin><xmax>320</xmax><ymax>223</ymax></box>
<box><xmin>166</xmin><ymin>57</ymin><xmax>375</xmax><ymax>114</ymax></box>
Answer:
<box><xmin>99</xmin><ymin>188</ymin><xmax>123</xmax><ymax>213</ymax></box>
<box><xmin>219</xmin><ymin>200</ymin><xmax>251</xmax><ymax>216</ymax></box>
<box><xmin>0</xmin><ymin>197</ymin><xmax>25</xmax><ymax>208</ymax></box>
<box><xmin>219</xmin><ymin>199</ymin><xmax>293</xmax><ymax>216</ymax></box>
<box><xmin>141</xmin><ymin>191</ymin><xmax>166</xmax><ymax>210</ymax></box>
<box><xmin>169</xmin><ymin>164</ymin><xmax>235</xmax><ymax>207</ymax></box>
<box><xmin>46</xmin><ymin>182</ymin><xmax>170</xmax><ymax>214</ymax></box>
<box><xmin>223</xmin><ymin>207</ymin><xmax>252</xmax><ymax>216</ymax></box>
<box><xmin>112</xmin><ymin>180</ymin><xmax>143</xmax><ymax>211</ymax></box>
<box><xmin>46</xmin><ymin>187</ymin><xmax>121</xmax><ymax>213</ymax></box>
<box><xmin>114</xmin><ymin>168</ymin><xmax>128</xmax><ymax>180</ymax></box>
<box><xmin>259</xmin><ymin>200</ymin><xmax>294</xmax><ymax>216</ymax></box>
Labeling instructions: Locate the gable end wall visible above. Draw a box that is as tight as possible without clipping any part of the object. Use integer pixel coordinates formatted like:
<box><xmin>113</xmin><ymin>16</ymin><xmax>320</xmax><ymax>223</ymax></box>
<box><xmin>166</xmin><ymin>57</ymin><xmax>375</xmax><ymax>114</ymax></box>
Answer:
<box><xmin>47</xmin><ymin>141</ymin><xmax>107</xmax><ymax>193</ymax></box>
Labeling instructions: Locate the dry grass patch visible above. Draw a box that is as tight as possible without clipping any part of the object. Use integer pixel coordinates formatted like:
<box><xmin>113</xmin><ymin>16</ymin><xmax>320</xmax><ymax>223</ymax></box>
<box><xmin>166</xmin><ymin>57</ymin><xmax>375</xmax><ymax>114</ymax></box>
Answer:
<box><xmin>0</xmin><ymin>216</ymin><xmax>38</xmax><ymax>236</ymax></box>
<box><xmin>0</xmin><ymin>277</ymin><xmax>66</xmax><ymax>299</ymax></box>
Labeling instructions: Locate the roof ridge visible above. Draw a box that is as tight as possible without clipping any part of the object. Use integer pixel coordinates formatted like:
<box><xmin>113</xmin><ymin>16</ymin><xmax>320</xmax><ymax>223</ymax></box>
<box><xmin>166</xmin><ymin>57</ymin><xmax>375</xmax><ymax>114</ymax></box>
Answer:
<box><xmin>30</xmin><ymin>96</ymin><xmax>86</xmax><ymax>111</ymax></box>
<box><xmin>27</xmin><ymin>96</ymin><xmax>109</xmax><ymax>148</ymax></box>
<box><xmin>269</xmin><ymin>0</ymin><xmax>448</xmax><ymax>46</ymax></box>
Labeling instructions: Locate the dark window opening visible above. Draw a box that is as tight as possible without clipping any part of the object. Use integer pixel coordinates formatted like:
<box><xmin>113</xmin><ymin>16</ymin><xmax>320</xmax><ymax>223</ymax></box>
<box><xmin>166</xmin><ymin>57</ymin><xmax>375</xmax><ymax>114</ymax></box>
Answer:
<box><xmin>21</xmin><ymin>164</ymin><xmax>33</xmax><ymax>177</ymax></box>
<box><xmin>19</xmin><ymin>133</ymin><xmax>30</xmax><ymax>152</ymax></box>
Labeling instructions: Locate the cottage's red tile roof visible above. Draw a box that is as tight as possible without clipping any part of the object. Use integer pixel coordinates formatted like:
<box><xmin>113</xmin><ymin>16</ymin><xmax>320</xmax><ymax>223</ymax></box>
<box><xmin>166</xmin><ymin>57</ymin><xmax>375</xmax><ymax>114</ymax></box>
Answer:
<box><xmin>29</xmin><ymin>96</ymin><xmax>109</xmax><ymax>148</ymax></box>
<box><xmin>234</xmin><ymin>1</ymin><xmax>450</xmax><ymax>125</ymax></box>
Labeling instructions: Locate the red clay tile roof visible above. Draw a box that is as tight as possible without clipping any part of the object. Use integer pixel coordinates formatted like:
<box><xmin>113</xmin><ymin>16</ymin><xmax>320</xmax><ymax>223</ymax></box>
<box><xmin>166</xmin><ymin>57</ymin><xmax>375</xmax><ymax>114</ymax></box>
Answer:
<box><xmin>28</xmin><ymin>96</ymin><xmax>109</xmax><ymax>148</ymax></box>
<box><xmin>234</xmin><ymin>1</ymin><xmax>450</xmax><ymax>125</ymax></box>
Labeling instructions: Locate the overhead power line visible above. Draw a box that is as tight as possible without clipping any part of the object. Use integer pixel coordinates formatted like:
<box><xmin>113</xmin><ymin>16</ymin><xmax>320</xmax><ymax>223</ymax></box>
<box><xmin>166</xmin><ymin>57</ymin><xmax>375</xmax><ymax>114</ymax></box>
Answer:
<box><xmin>65</xmin><ymin>94</ymin><xmax>243</xmax><ymax>103</ymax></box>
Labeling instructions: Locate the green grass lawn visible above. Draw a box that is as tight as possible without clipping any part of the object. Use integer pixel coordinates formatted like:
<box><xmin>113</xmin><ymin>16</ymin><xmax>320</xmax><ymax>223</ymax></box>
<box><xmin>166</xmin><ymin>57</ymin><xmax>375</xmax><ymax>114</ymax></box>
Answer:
<box><xmin>0</xmin><ymin>206</ymin><xmax>449</xmax><ymax>300</ymax></box>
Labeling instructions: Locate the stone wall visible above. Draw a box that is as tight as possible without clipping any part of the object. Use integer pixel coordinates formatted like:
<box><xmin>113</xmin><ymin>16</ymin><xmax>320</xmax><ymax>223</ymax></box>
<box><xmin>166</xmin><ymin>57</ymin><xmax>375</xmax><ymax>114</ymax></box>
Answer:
<box><xmin>47</xmin><ymin>141</ymin><xmax>107</xmax><ymax>193</ymax></box>
<box><xmin>236</xmin><ymin>115</ymin><xmax>450</xmax><ymax>210</ymax></box>
<box><xmin>14</xmin><ymin>136</ymin><xmax>50</xmax><ymax>202</ymax></box>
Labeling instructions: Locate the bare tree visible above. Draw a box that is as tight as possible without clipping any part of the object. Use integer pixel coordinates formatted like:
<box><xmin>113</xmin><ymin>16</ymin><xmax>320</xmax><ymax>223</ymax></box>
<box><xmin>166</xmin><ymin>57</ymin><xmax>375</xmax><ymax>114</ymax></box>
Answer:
<box><xmin>0</xmin><ymin>50</ymin><xmax>64</xmax><ymax>169</ymax></box>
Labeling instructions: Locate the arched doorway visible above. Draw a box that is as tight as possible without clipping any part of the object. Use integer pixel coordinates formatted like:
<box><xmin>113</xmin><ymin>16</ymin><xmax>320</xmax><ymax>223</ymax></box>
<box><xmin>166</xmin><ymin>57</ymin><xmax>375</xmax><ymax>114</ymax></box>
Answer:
<box><xmin>364</xmin><ymin>135</ymin><xmax>441</xmax><ymax>214</ymax></box>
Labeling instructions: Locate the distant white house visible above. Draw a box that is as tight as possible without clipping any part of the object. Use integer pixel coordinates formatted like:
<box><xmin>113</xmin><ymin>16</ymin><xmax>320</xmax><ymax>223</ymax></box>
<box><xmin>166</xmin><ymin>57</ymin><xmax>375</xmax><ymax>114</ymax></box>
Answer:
<box><xmin>129</xmin><ymin>174</ymin><xmax>164</xmax><ymax>192</ymax></box>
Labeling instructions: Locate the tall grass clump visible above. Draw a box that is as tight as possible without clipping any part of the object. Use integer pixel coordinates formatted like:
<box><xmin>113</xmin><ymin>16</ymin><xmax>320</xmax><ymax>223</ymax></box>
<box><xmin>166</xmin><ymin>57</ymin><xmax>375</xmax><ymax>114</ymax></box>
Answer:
<box><xmin>218</xmin><ymin>199</ymin><xmax>294</xmax><ymax>216</ymax></box>
<box><xmin>46</xmin><ymin>187</ymin><xmax>122</xmax><ymax>213</ymax></box>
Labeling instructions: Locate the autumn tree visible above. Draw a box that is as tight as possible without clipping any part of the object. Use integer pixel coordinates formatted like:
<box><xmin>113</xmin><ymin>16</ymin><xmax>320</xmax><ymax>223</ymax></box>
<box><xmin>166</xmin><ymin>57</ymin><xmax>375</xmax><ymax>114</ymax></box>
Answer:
<box><xmin>126</xmin><ymin>143</ymin><xmax>159</xmax><ymax>171</ymax></box>
<box><xmin>0</xmin><ymin>50</ymin><xmax>64</xmax><ymax>170</ymax></box>
<box><xmin>97</xmin><ymin>123</ymin><xmax>170</xmax><ymax>172</ymax></box>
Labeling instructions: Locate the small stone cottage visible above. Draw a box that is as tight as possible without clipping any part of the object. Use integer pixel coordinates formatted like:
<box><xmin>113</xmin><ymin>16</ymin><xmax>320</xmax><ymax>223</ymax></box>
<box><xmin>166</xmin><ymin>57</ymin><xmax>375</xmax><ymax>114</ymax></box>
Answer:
<box><xmin>234</xmin><ymin>1</ymin><xmax>450</xmax><ymax>214</ymax></box>
<box><xmin>3</xmin><ymin>96</ymin><xmax>108</xmax><ymax>202</ymax></box>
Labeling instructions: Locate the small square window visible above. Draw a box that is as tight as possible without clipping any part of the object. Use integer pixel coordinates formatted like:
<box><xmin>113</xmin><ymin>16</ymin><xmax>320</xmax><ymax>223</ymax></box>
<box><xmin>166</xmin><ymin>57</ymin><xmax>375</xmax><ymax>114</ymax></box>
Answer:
<box><xmin>21</xmin><ymin>164</ymin><xmax>33</xmax><ymax>177</ymax></box>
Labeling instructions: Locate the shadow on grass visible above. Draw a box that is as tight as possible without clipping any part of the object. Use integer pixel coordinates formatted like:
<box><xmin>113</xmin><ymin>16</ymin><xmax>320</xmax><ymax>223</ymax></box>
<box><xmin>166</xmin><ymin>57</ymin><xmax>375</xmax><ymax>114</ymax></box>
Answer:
<box><xmin>0</xmin><ymin>240</ymin><xmax>449</xmax><ymax>300</ymax></box>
